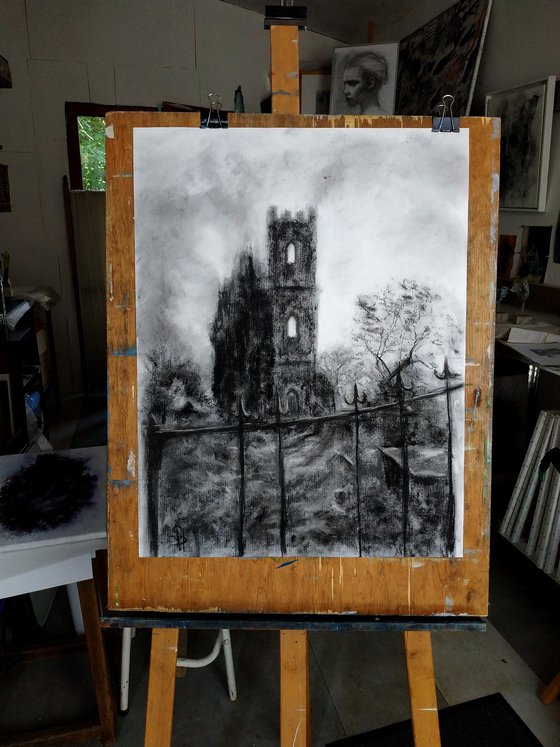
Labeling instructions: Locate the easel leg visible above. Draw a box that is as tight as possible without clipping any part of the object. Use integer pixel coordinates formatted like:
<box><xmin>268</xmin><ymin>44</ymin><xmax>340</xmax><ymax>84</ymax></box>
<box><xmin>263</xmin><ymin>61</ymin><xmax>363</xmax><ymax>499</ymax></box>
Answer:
<box><xmin>280</xmin><ymin>630</ymin><xmax>310</xmax><ymax>747</ymax></box>
<box><xmin>270</xmin><ymin>25</ymin><xmax>299</xmax><ymax>115</ymax></box>
<box><xmin>540</xmin><ymin>671</ymin><xmax>560</xmax><ymax>704</ymax></box>
<box><xmin>145</xmin><ymin>628</ymin><xmax>179</xmax><ymax>747</ymax></box>
<box><xmin>77</xmin><ymin>578</ymin><xmax>117</xmax><ymax>746</ymax></box>
<box><xmin>403</xmin><ymin>631</ymin><xmax>441</xmax><ymax>747</ymax></box>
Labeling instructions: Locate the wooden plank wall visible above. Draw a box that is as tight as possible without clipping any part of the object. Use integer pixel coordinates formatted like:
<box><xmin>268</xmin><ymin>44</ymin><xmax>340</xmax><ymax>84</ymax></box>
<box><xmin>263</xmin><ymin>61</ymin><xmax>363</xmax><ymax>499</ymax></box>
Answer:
<box><xmin>105</xmin><ymin>112</ymin><xmax>499</xmax><ymax>616</ymax></box>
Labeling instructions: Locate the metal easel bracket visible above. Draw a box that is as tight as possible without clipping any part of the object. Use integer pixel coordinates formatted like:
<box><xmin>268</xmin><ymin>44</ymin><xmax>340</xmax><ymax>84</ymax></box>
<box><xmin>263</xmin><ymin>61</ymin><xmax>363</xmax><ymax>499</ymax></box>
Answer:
<box><xmin>264</xmin><ymin>3</ymin><xmax>307</xmax><ymax>29</ymax></box>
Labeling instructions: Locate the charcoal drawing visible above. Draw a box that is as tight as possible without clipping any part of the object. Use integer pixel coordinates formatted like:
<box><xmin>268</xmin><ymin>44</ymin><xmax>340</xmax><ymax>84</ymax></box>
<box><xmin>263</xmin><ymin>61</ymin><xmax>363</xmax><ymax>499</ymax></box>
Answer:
<box><xmin>133</xmin><ymin>127</ymin><xmax>469</xmax><ymax>559</ymax></box>
<box><xmin>0</xmin><ymin>446</ymin><xmax>106</xmax><ymax>550</ymax></box>
<box><xmin>329</xmin><ymin>43</ymin><xmax>399</xmax><ymax>115</ymax></box>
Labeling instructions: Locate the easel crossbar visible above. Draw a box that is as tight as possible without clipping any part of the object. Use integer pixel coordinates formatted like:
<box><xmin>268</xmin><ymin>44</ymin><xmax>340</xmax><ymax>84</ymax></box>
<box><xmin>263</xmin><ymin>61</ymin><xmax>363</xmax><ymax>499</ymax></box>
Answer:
<box><xmin>101</xmin><ymin>611</ymin><xmax>486</xmax><ymax>632</ymax></box>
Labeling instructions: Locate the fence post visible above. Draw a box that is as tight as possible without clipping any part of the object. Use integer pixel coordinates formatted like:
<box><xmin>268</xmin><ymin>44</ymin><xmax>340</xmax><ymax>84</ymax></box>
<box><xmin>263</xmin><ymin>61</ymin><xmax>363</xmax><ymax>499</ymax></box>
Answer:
<box><xmin>435</xmin><ymin>358</ymin><xmax>460</xmax><ymax>556</ymax></box>
<box><xmin>396</xmin><ymin>372</ymin><xmax>412</xmax><ymax>556</ymax></box>
<box><xmin>276</xmin><ymin>392</ymin><xmax>288</xmax><ymax>555</ymax></box>
<box><xmin>146</xmin><ymin>423</ymin><xmax>163</xmax><ymax>556</ymax></box>
<box><xmin>237</xmin><ymin>397</ymin><xmax>246</xmax><ymax>557</ymax></box>
<box><xmin>345</xmin><ymin>383</ymin><xmax>366</xmax><ymax>556</ymax></box>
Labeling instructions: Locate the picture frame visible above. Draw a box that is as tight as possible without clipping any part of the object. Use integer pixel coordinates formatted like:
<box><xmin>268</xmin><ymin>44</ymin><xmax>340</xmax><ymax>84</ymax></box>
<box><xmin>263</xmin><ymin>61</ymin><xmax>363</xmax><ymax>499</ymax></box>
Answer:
<box><xmin>300</xmin><ymin>70</ymin><xmax>331</xmax><ymax>115</ymax></box>
<box><xmin>329</xmin><ymin>43</ymin><xmax>399</xmax><ymax>116</ymax></box>
<box><xmin>485</xmin><ymin>76</ymin><xmax>556</xmax><ymax>212</ymax></box>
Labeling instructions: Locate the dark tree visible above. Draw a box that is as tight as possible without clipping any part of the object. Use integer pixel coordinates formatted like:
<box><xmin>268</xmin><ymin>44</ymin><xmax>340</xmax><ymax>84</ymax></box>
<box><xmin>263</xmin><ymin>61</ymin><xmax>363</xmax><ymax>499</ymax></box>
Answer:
<box><xmin>143</xmin><ymin>348</ymin><xmax>208</xmax><ymax>425</ymax></box>
<box><xmin>354</xmin><ymin>279</ymin><xmax>459</xmax><ymax>395</ymax></box>
<box><xmin>210</xmin><ymin>252</ymin><xmax>274</xmax><ymax>417</ymax></box>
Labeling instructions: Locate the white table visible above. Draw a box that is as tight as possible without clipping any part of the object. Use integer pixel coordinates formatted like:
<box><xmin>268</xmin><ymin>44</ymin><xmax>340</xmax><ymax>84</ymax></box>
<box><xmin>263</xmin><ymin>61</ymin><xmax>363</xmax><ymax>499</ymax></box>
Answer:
<box><xmin>0</xmin><ymin>537</ymin><xmax>107</xmax><ymax>632</ymax></box>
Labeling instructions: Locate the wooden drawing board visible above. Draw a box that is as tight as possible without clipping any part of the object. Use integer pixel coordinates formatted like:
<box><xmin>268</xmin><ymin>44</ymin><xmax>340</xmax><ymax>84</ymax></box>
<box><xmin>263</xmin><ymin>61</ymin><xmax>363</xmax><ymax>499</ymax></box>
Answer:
<box><xmin>106</xmin><ymin>112</ymin><xmax>499</xmax><ymax>616</ymax></box>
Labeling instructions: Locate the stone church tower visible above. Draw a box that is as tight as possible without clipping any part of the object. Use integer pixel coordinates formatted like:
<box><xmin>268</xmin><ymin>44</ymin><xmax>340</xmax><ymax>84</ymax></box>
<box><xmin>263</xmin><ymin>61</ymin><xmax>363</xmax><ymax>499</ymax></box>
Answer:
<box><xmin>267</xmin><ymin>206</ymin><xmax>318</xmax><ymax>415</ymax></box>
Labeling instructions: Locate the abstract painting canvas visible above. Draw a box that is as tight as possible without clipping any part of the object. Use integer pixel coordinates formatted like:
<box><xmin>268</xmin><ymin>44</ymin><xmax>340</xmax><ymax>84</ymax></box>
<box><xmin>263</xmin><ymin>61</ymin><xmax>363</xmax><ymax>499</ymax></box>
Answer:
<box><xmin>134</xmin><ymin>127</ymin><xmax>469</xmax><ymax>560</ymax></box>
<box><xmin>0</xmin><ymin>446</ymin><xmax>106</xmax><ymax>551</ymax></box>
<box><xmin>396</xmin><ymin>0</ymin><xmax>492</xmax><ymax>116</ymax></box>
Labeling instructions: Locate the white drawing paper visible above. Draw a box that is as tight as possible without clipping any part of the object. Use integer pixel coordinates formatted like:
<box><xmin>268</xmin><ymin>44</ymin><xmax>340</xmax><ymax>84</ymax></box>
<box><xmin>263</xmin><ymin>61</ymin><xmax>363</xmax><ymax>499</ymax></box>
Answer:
<box><xmin>133</xmin><ymin>127</ymin><xmax>470</xmax><ymax>559</ymax></box>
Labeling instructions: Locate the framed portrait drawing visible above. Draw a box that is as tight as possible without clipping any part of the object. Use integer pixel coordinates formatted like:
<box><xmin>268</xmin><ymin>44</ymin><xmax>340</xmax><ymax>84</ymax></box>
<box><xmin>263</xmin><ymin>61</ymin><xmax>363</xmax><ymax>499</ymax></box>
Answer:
<box><xmin>329</xmin><ymin>43</ymin><xmax>399</xmax><ymax>116</ymax></box>
<box><xmin>486</xmin><ymin>76</ymin><xmax>556</xmax><ymax>212</ymax></box>
<box><xmin>300</xmin><ymin>70</ymin><xmax>331</xmax><ymax>115</ymax></box>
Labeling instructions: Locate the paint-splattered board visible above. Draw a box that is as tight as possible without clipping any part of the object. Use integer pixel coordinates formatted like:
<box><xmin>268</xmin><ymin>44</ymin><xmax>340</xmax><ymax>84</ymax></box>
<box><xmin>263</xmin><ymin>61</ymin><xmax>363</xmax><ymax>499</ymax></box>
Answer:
<box><xmin>106</xmin><ymin>112</ymin><xmax>498</xmax><ymax>615</ymax></box>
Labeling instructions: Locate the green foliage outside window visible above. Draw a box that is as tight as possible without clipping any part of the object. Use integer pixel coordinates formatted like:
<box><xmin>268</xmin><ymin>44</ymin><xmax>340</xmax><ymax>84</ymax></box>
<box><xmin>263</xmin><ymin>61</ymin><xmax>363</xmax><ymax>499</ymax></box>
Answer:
<box><xmin>77</xmin><ymin>116</ymin><xmax>106</xmax><ymax>190</ymax></box>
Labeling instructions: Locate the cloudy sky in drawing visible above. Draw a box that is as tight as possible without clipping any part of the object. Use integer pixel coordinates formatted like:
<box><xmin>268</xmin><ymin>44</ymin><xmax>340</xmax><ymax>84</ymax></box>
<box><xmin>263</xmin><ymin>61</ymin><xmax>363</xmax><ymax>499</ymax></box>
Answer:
<box><xmin>133</xmin><ymin>127</ymin><xmax>469</xmax><ymax>384</ymax></box>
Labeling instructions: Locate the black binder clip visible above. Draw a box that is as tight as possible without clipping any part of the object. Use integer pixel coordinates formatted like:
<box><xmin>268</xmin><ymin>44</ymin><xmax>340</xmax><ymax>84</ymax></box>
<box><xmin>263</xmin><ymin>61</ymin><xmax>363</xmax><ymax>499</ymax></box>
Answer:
<box><xmin>432</xmin><ymin>94</ymin><xmax>460</xmax><ymax>133</ymax></box>
<box><xmin>201</xmin><ymin>93</ymin><xmax>228</xmax><ymax>129</ymax></box>
<box><xmin>264</xmin><ymin>4</ymin><xmax>307</xmax><ymax>29</ymax></box>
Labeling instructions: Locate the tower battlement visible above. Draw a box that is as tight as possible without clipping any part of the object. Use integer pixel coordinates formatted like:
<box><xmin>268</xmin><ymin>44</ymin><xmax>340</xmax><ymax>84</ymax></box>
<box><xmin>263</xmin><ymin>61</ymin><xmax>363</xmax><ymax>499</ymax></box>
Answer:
<box><xmin>267</xmin><ymin>206</ymin><xmax>317</xmax><ymax>290</ymax></box>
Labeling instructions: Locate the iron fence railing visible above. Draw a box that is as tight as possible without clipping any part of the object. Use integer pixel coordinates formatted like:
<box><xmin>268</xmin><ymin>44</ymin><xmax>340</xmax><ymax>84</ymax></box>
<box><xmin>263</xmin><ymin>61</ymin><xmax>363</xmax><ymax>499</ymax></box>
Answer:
<box><xmin>145</xmin><ymin>370</ymin><xmax>463</xmax><ymax>558</ymax></box>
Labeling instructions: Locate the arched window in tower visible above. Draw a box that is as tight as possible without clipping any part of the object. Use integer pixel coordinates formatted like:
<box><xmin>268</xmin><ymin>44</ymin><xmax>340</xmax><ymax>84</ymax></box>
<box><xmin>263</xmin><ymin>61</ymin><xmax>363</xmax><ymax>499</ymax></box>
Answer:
<box><xmin>287</xmin><ymin>390</ymin><xmax>299</xmax><ymax>415</ymax></box>
<box><xmin>287</xmin><ymin>315</ymin><xmax>298</xmax><ymax>338</ymax></box>
<box><xmin>286</xmin><ymin>242</ymin><xmax>296</xmax><ymax>264</ymax></box>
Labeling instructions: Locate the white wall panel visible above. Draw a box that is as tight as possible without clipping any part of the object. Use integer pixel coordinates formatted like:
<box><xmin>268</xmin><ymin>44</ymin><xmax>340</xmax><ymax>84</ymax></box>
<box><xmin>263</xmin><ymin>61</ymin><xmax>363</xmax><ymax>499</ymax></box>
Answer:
<box><xmin>114</xmin><ymin>64</ymin><xmax>199</xmax><ymax>108</ymax></box>
<box><xmin>28</xmin><ymin>59</ymin><xmax>89</xmax><ymax>142</ymax></box>
<box><xmin>0</xmin><ymin>153</ymin><xmax>43</xmax><ymax>266</ymax></box>
<box><xmin>0</xmin><ymin>0</ymin><xmax>30</xmax><ymax>87</ymax></box>
<box><xmin>26</xmin><ymin>0</ymin><xmax>196</xmax><ymax>68</ymax></box>
<box><xmin>299</xmin><ymin>28</ymin><xmax>343</xmax><ymax>66</ymax></box>
<box><xmin>0</xmin><ymin>87</ymin><xmax>35</xmax><ymax>153</ymax></box>
<box><xmin>87</xmin><ymin>62</ymin><xmax>117</xmax><ymax>105</ymax></box>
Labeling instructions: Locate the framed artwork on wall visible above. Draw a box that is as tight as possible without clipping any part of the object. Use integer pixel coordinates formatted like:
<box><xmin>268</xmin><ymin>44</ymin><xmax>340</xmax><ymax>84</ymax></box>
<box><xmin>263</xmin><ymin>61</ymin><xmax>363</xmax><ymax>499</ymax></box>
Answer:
<box><xmin>329</xmin><ymin>43</ymin><xmax>399</xmax><ymax>116</ymax></box>
<box><xmin>300</xmin><ymin>71</ymin><xmax>331</xmax><ymax>115</ymax></box>
<box><xmin>485</xmin><ymin>76</ymin><xmax>556</xmax><ymax>212</ymax></box>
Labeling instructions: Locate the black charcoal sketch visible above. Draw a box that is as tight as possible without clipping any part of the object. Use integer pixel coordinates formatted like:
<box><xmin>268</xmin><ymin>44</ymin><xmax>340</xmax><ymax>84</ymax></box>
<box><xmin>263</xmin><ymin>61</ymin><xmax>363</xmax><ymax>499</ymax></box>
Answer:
<box><xmin>133</xmin><ymin>127</ymin><xmax>469</xmax><ymax>559</ymax></box>
<box><xmin>0</xmin><ymin>446</ymin><xmax>106</xmax><ymax>551</ymax></box>
<box><xmin>329</xmin><ymin>43</ymin><xmax>399</xmax><ymax>115</ymax></box>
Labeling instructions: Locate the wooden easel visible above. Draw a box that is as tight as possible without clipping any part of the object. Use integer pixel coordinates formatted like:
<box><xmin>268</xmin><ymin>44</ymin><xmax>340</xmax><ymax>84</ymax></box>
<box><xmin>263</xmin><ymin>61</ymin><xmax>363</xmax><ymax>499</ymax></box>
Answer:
<box><xmin>139</xmin><ymin>22</ymin><xmax>436</xmax><ymax>747</ymax></box>
<box><xmin>142</xmin><ymin>623</ymin><xmax>442</xmax><ymax>747</ymax></box>
<box><xmin>104</xmin><ymin>14</ymin><xmax>498</xmax><ymax>747</ymax></box>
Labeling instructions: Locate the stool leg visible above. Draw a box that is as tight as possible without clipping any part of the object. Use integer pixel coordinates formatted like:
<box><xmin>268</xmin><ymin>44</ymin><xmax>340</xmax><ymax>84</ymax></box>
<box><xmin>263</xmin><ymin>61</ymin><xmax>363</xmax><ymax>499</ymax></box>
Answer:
<box><xmin>145</xmin><ymin>628</ymin><xmax>179</xmax><ymax>747</ymax></box>
<box><xmin>120</xmin><ymin>627</ymin><xmax>133</xmax><ymax>712</ymax></box>
<box><xmin>66</xmin><ymin>582</ymin><xmax>85</xmax><ymax>634</ymax></box>
<box><xmin>221</xmin><ymin>629</ymin><xmax>237</xmax><ymax>701</ymax></box>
